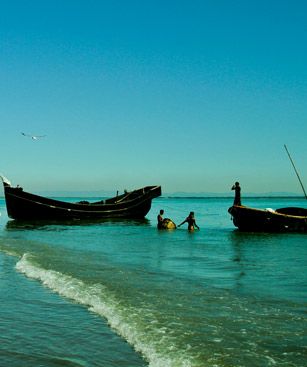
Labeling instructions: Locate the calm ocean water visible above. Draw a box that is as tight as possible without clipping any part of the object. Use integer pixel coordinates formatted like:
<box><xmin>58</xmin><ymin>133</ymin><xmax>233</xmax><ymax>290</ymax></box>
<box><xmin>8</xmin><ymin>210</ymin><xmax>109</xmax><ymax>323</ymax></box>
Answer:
<box><xmin>0</xmin><ymin>196</ymin><xmax>306</xmax><ymax>367</ymax></box>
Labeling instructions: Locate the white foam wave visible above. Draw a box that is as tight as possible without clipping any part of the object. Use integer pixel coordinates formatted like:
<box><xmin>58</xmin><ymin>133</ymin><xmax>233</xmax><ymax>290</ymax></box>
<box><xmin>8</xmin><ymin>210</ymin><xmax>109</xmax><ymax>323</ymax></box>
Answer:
<box><xmin>16</xmin><ymin>254</ymin><xmax>195</xmax><ymax>367</ymax></box>
<box><xmin>0</xmin><ymin>247</ymin><xmax>20</xmax><ymax>257</ymax></box>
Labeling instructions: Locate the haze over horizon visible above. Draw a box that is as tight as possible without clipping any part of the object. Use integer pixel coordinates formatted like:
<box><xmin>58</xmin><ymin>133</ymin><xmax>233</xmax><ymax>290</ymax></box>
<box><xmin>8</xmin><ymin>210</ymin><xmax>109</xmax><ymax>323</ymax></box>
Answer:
<box><xmin>1</xmin><ymin>1</ymin><xmax>306</xmax><ymax>195</ymax></box>
<box><xmin>0</xmin><ymin>184</ymin><xmax>304</xmax><ymax>199</ymax></box>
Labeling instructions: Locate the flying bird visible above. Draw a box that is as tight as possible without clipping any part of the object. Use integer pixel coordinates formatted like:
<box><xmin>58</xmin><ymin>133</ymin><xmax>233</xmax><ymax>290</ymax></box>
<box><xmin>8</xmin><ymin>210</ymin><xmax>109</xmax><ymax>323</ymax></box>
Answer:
<box><xmin>21</xmin><ymin>132</ymin><xmax>46</xmax><ymax>140</ymax></box>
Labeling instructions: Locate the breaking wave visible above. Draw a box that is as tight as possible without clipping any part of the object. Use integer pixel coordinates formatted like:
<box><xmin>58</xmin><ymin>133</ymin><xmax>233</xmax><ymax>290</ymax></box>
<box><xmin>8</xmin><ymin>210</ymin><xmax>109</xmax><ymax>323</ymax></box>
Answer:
<box><xmin>16</xmin><ymin>253</ymin><xmax>197</xmax><ymax>367</ymax></box>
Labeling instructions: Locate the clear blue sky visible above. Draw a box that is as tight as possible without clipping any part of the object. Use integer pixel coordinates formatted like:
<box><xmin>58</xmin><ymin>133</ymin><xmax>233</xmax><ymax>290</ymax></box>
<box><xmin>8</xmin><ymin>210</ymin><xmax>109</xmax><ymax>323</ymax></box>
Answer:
<box><xmin>1</xmin><ymin>0</ymin><xmax>306</xmax><ymax>195</ymax></box>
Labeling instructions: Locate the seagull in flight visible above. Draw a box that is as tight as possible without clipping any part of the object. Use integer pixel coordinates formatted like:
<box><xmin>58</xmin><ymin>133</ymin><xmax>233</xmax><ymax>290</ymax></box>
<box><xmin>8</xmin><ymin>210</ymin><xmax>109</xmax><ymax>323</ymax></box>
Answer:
<box><xmin>21</xmin><ymin>132</ymin><xmax>46</xmax><ymax>140</ymax></box>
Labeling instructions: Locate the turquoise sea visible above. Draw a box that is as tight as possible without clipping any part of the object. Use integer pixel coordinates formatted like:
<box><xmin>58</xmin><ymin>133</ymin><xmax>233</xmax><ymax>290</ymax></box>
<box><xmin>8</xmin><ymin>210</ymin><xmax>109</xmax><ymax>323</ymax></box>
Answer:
<box><xmin>0</xmin><ymin>196</ymin><xmax>306</xmax><ymax>367</ymax></box>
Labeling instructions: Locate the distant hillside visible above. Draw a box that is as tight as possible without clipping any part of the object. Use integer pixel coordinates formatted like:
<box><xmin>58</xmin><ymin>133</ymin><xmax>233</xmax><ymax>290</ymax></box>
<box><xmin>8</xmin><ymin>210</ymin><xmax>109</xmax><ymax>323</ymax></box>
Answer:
<box><xmin>163</xmin><ymin>191</ymin><xmax>302</xmax><ymax>198</ymax></box>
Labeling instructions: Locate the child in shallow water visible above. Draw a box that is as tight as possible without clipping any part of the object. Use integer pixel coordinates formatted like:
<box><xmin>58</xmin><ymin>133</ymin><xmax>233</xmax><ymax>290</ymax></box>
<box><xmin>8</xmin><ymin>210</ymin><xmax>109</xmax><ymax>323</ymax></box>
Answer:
<box><xmin>178</xmin><ymin>211</ymin><xmax>200</xmax><ymax>231</ymax></box>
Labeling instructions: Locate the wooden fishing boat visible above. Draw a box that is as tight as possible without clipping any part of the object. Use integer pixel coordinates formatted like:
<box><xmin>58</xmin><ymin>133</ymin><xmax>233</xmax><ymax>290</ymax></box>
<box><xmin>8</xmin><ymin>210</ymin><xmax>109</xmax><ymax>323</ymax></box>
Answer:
<box><xmin>1</xmin><ymin>176</ymin><xmax>161</xmax><ymax>220</ymax></box>
<box><xmin>228</xmin><ymin>205</ymin><xmax>307</xmax><ymax>232</ymax></box>
<box><xmin>228</xmin><ymin>145</ymin><xmax>307</xmax><ymax>232</ymax></box>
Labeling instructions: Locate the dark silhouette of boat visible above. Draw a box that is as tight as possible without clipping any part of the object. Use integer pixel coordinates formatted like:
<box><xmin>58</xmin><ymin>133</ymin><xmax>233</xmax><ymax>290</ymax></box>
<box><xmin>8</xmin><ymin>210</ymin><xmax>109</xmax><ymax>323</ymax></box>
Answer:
<box><xmin>228</xmin><ymin>205</ymin><xmax>307</xmax><ymax>232</ymax></box>
<box><xmin>1</xmin><ymin>176</ymin><xmax>161</xmax><ymax>220</ymax></box>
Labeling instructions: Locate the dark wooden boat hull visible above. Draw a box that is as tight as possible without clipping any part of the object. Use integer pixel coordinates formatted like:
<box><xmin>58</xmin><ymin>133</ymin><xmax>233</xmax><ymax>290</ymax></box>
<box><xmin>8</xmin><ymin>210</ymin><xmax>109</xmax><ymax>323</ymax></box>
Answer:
<box><xmin>2</xmin><ymin>181</ymin><xmax>161</xmax><ymax>220</ymax></box>
<box><xmin>228</xmin><ymin>205</ymin><xmax>307</xmax><ymax>232</ymax></box>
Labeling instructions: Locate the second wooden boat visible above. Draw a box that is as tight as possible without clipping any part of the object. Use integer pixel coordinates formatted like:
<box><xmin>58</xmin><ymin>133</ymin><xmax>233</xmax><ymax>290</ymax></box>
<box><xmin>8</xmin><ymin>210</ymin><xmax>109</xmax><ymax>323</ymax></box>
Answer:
<box><xmin>228</xmin><ymin>205</ymin><xmax>307</xmax><ymax>232</ymax></box>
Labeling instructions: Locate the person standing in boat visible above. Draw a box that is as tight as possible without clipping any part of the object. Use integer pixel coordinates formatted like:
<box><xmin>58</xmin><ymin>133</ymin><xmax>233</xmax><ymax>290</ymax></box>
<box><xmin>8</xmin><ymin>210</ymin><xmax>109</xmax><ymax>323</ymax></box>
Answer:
<box><xmin>157</xmin><ymin>209</ymin><xmax>164</xmax><ymax>229</ymax></box>
<box><xmin>178</xmin><ymin>211</ymin><xmax>200</xmax><ymax>231</ymax></box>
<box><xmin>231</xmin><ymin>181</ymin><xmax>241</xmax><ymax>206</ymax></box>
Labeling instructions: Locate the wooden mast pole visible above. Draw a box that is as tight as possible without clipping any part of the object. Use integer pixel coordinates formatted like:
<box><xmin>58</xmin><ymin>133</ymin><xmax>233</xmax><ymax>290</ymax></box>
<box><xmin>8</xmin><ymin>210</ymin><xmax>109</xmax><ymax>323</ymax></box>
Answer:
<box><xmin>284</xmin><ymin>144</ymin><xmax>307</xmax><ymax>199</ymax></box>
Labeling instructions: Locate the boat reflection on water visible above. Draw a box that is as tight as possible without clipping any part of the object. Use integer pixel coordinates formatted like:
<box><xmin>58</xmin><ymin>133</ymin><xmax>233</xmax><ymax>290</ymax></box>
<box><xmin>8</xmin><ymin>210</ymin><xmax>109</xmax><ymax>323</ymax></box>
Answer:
<box><xmin>5</xmin><ymin>217</ymin><xmax>151</xmax><ymax>231</ymax></box>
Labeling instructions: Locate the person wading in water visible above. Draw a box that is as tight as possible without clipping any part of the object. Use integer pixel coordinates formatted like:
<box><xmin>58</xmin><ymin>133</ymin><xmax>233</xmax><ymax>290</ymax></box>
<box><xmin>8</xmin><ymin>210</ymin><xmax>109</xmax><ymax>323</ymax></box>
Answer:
<box><xmin>178</xmin><ymin>211</ymin><xmax>200</xmax><ymax>231</ymax></box>
<box><xmin>157</xmin><ymin>209</ymin><xmax>164</xmax><ymax>229</ymax></box>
